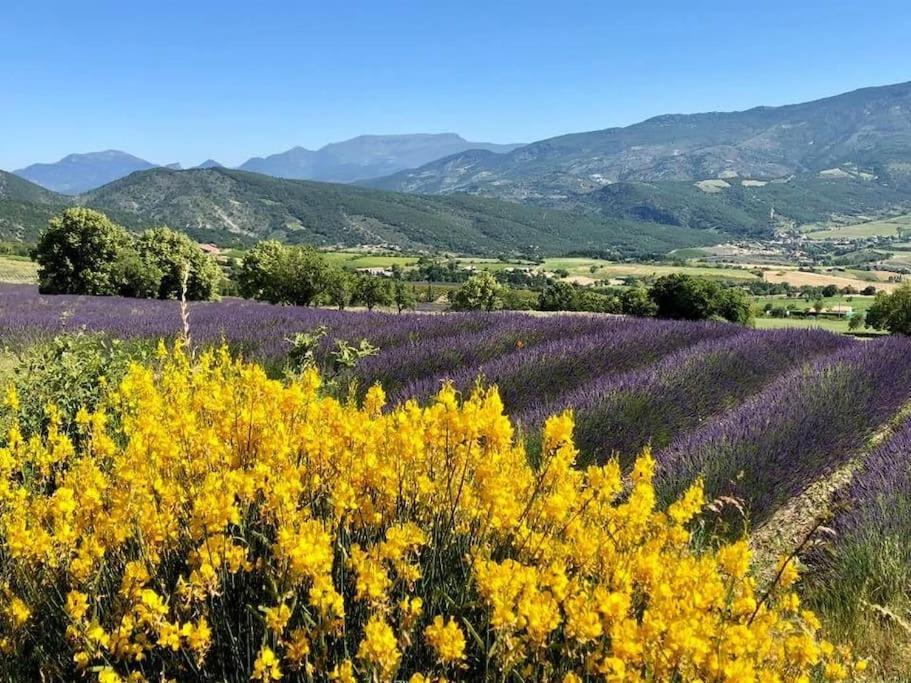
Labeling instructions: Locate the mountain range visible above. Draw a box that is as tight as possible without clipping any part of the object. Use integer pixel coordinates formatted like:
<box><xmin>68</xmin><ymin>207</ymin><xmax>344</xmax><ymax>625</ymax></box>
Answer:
<box><xmin>364</xmin><ymin>81</ymin><xmax>911</xmax><ymax>201</ymax></box>
<box><xmin>12</xmin><ymin>134</ymin><xmax>524</xmax><ymax>194</ymax></box>
<box><xmin>4</xmin><ymin>81</ymin><xmax>911</xmax><ymax>256</ymax></box>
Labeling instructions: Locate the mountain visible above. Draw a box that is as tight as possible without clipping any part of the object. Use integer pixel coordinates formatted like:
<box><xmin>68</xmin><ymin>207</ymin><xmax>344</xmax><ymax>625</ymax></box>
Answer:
<box><xmin>75</xmin><ymin>168</ymin><xmax>718</xmax><ymax>256</ymax></box>
<box><xmin>364</xmin><ymin>81</ymin><xmax>911</xmax><ymax>201</ymax></box>
<box><xmin>195</xmin><ymin>159</ymin><xmax>224</xmax><ymax>169</ymax></box>
<box><xmin>14</xmin><ymin>150</ymin><xmax>157</xmax><ymax>194</ymax></box>
<box><xmin>0</xmin><ymin>171</ymin><xmax>69</xmax><ymax>240</ymax></box>
<box><xmin>238</xmin><ymin>134</ymin><xmax>524</xmax><ymax>183</ymax></box>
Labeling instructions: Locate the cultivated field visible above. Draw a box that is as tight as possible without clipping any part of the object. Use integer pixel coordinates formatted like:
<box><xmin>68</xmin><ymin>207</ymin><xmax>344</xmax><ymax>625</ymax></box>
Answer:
<box><xmin>0</xmin><ymin>255</ymin><xmax>37</xmax><ymax>284</ymax></box>
<box><xmin>804</xmin><ymin>213</ymin><xmax>911</xmax><ymax>240</ymax></box>
<box><xmin>2</xmin><ymin>283</ymin><xmax>910</xmax><ymax>677</ymax></box>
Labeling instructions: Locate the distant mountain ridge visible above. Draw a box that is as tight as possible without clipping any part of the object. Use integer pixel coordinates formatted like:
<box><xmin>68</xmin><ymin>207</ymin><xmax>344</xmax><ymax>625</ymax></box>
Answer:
<box><xmin>14</xmin><ymin>151</ymin><xmax>157</xmax><ymax>194</ymax></box>
<box><xmin>12</xmin><ymin>134</ymin><xmax>524</xmax><ymax>194</ymax></box>
<box><xmin>364</xmin><ymin>81</ymin><xmax>911</xmax><ymax>200</ymax></box>
<box><xmin>237</xmin><ymin>133</ymin><xmax>524</xmax><ymax>182</ymax></box>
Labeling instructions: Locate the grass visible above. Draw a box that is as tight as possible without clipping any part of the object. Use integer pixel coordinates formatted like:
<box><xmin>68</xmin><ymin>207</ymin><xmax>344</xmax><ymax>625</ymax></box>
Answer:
<box><xmin>753</xmin><ymin>294</ymin><xmax>878</xmax><ymax>315</ymax></box>
<box><xmin>805</xmin><ymin>214</ymin><xmax>911</xmax><ymax>240</ymax></box>
<box><xmin>0</xmin><ymin>256</ymin><xmax>37</xmax><ymax>284</ymax></box>
<box><xmin>320</xmin><ymin>251</ymin><xmax>420</xmax><ymax>269</ymax></box>
<box><xmin>752</xmin><ymin>317</ymin><xmax>858</xmax><ymax>333</ymax></box>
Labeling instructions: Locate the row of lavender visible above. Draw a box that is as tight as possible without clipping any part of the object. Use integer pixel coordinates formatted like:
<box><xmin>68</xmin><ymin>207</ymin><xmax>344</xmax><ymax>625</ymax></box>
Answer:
<box><xmin>4</xmin><ymin>284</ymin><xmax>911</xmax><ymax>536</ymax></box>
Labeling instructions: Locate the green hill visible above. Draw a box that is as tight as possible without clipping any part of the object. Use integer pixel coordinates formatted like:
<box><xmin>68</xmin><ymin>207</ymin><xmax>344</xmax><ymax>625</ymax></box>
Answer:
<box><xmin>0</xmin><ymin>168</ymin><xmax>725</xmax><ymax>257</ymax></box>
<box><xmin>0</xmin><ymin>171</ymin><xmax>69</xmax><ymax>242</ymax></box>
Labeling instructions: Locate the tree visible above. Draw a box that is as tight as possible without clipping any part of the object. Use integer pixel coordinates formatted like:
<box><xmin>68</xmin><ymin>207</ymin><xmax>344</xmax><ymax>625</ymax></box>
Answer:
<box><xmin>112</xmin><ymin>249</ymin><xmax>163</xmax><ymax>298</ymax></box>
<box><xmin>861</xmin><ymin>285</ymin><xmax>877</xmax><ymax>296</ymax></box>
<box><xmin>538</xmin><ymin>281</ymin><xmax>579</xmax><ymax>311</ymax></box>
<box><xmin>237</xmin><ymin>242</ymin><xmax>330</xmax><ymax>306</ymax></box>
<box><xmin>137</xmin><ymin>227</ymin><xmax>222</xmax><ymax>300</ymax></box>
<box><xmin>448</xmin><ymin>272</ymin><xmax>503</xmax><ymax>311</ymax></box>
<box><xmin>323</xmin><ymin>268</ymin><xmax>354</xmax><ymax>310</ymax></box>
<box><xmin>648</xmin><ymin>274</ymin><xmax>720</xmax><ymax>321</ymax></box>
<box><xmin>619</xmin><ymin>287</ymin><xmax>658</xmax><ymax>317</ymax></box>
<box><xmin>393</xmin><ymin>280</ymin><xmax>417</xmax><ymax>313</ymax></box>
<box><xmin>713</xmin><ymin>288</ymin><xmax>754</xmax><ymax>325</ymax></box>
<box><xmin>354</xmin><ymin>275</ymin><xmax>393</xmax><ymax>311</ymax></box>
<box><xmin>848</xmin><ymin>313</ymin><xmax>865</xmax><ymax>332</ymax></box>
<box><xmin>648</xmin><ymin>274</ymin><xmax>752</xmax><ymax>324</ymax></box>
<box><xmin>34</xmin><ymin>208</ymin><xmax>132</xmax><ymax>295</ymax></box>
<box><xmin>821</xmin><ymin>284</ymin><xmax>840</xmax><ymax>298</ymax></box>
<box><xmin>866</xmin><ymin>283</ymin><xmax>911</xmax><ymax>335</ymax></box>
<box><xmin>237</xmin><ymin>241</ymin><xmax>287</xmax><ymax>302</ymax></box>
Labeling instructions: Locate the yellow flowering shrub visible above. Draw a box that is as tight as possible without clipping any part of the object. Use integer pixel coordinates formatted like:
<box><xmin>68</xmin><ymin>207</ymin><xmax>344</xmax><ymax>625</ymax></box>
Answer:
<box><xmin>0</xmin><ymin>344</ymin><xmax>862</xmax><ymax>681</ymax></box>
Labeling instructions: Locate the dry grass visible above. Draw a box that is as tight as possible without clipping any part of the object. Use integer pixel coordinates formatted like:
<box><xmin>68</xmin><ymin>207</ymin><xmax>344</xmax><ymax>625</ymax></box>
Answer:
<box><xmin>0</xmin><ymin>256</ymin><xmax>37</xmax><ymax>284</ymax></box>
<box><xmin>762</xmin><ymin>269</ymin><xmax>899</xmax><ymax>292</ymax></box>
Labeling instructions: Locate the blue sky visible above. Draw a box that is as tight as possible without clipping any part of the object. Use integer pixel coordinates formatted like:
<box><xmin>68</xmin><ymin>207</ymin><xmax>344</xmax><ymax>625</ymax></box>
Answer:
<box><xmin>2</xmin><ymin>0</ymin><xmax>910</xmax><ymax>170</ymax></box>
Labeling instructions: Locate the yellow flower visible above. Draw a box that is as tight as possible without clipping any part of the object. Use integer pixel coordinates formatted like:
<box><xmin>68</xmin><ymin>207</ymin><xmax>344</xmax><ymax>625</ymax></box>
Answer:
<box><xmin>424</xmin><ymin>615</ymin><xmax>467</xmax><ymax>665</ymax></box>
<box><xmin>357</xmin><ymin>615</ymin><xmax>400</xmax><ymax>680</ymax></box>
<box><xmin>263</xmin><ymin>603</ymin><xmax>292</xmax><ymax>633</ymax></box>
<box><xmin>252</xmin><ymin>646</ymin><xmax>282</xmax><ymax>680</ymax></box>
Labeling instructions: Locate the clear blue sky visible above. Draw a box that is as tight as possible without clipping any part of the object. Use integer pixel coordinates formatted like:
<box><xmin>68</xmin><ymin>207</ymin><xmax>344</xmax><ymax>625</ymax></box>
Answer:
<box><xmin>3</xmin><ymin>0</ymin><xmax>910</xmax><ymax>170</ymax></box>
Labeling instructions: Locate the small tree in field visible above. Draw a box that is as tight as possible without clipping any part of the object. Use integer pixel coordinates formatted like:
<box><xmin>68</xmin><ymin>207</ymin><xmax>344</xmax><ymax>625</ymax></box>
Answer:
<box><xmin>866</xmin><ymin>283</ymin><xmax>911</xmax><ymax>335</ymax></box>
<box><xmin>393</xmin><ymin>280</ymin><xmax>416</xmax><ymax>313</ymax></box>
<box><xmin>354</xmin><ymin>275</ymin><xmax>393</xmax><ymax>311</ymax></box>
<box><xmin>323</xmin><ymin>268</ymin><xmax>354</xmax><ymax>310</ymax></box>
<box><xmin>448</xmin><ymin>272</ymin><xmax>503</xmax><ymax>311</ymax></box>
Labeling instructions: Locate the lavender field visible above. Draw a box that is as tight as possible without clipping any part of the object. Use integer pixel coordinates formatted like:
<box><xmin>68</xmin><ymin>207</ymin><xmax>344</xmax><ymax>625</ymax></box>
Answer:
<box><xmin>3</xmin><ymin>282</ymin><xmax>911</xmax><ymax>534</ymax></box>
<box><xmin>4</xmin><ymin>282</ymin><xmax>911</xmax><ymax>673</ymax></box>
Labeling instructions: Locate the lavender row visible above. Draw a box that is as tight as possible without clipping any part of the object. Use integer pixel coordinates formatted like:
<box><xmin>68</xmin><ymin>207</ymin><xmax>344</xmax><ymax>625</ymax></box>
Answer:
<box><xmin>394</xmin><ymin>318</ymin><xmax>739</xmax><ymax>410</ymax></box>
<box><xmin>355</xmin><ymin>314</ymin><xmax>617</xmax><ymax>396</ymax></box>
<box><xmin>657</xmin><ymin>336</ymin><xmax>911</xmax><ymax>526</ymax></box>
<box><xmin>521</xmin><ymin>328</ymin><xmax>852</xmax><ymax>467</ymax></box>
<box><xmin>805</xmin><ymin>413</ymin><xmax>911</xmax><ymax>609</ymax></box>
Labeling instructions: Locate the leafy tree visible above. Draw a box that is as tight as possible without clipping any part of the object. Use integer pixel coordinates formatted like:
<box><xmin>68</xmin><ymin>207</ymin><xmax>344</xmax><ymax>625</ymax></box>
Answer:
<box><xmin>137</xmin><ymin>227</ymin><xmax>222</xmax><ymax>300</ymax></box>
<box><xmin>354</xmin><ymin>275</ymin><xmax>393</xmax><ymax>311</ymax></box>
<box><xmin>323</xmin><ymin>268</ymin><xmax>354</xmax><ymax>310</ymax></box>
<box><xmin>393</xmin><ymin>280</ymin><xmax>417</xmax><ymax>313</ymax></box>
<box><xmin>848</xmin><ymin>313</ymin><xmax>865</xmax><ymax>332</ymax></box>
<box><xmin>861</xmin><ymin>285</ymin><xmax>877</xmax><ymax>296</ymax></box>
<box><xmin>34</xmin><ymin>208</ymin><xmax>132</xmax><ymax>295</ymax></box>
<box><xmin>866</xmin><ymin>283</ymin><xmax>911</xmax><ymax>335</ymax></box>
<box><xmin>237</xmin><ymin>241</ymin><xmax>287</xmax><ymax>302</ymax></box>
<box><xmin>112</xmin><ymin>249</ymin><xmax>163</xmax><ymax>298</ymax></box>
<box><xmin>619</xmin><ymin>287</ymin><xmax>658</xmax><ymax>317</ymax></box>
<box><xmin>238</xmin><ymin>242</ymin><xmax>330</xmax><ymax>306</ymax></box>
<box><xmin>712</xmin><ymin>288</ymin><xmax>754</xmax><ymax>325</ymax></box>
<box><xmin>648</xmin><ymin>274</ymin><xmax>719</xmax><ymax>321</ymax></box>
<box><xmin>648</xmin><ymin>274</ymin><xmax>751</xmax><ymax>324</ymax></box>
<box><xmin>448</xmin><ymin>272</ymin><xmax>503</xmax><ymax>311</ymax></box>
<box><xmin>538</xmin><ymin>281</ymin><xmax>579</xmax><ymax>311</ymax></box>
<box><xmin>821</xmin><ymin>284</ymin><xmax>840</xmax><ymax>298</ymax></box>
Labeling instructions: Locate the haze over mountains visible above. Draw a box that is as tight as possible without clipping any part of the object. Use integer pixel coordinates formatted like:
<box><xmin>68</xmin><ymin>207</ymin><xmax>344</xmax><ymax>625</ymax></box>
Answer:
<box><xmin>4</xmin><ymin>81</ymin><xmax>911</xmax><ymax>257</ymax></box>
<box><xmin>13</xmin><ymin>134</ymin><xmax>524</xmax><ymax>194</ymax></box>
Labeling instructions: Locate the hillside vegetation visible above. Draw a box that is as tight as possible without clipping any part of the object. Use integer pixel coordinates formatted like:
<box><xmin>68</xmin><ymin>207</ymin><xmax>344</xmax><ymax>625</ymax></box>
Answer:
<box><xmin>0</xmin><ymin>168</ymin><xmax>724</xmax><ymax>257</ymax></box>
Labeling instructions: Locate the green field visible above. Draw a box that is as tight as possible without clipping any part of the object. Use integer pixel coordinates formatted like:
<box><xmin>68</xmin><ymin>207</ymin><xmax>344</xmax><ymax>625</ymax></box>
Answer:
<box><xmin>0</xmin><ymin>255</ymin><xmax>37</xmax><ymax>284</ymax></box>
<box><xmin>805</xmin><ymin>214</ymin><xmax>911</xmax><ymax>240</ymax></box>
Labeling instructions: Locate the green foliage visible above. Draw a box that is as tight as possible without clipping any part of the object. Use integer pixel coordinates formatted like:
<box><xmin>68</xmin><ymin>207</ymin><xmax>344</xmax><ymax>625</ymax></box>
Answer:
<box><xmin>448</xmin><ymin>272</ymin><xmax>503</xmax><ymax>311</ymax></box>
<box><xmin>4</xmin><ymin>333</ymin><xmax>148</xmax><ymax>437</ymax></box>
<box><xmin>137</xmin><ymin>227</ymin><xmax>222</xmax><ymax>300</ymax></box>
<box><xmin>34</xmin><ymin>208</ymin><xmax>133</xmax><ymax>295</ymax></box>
<box><xmin>620</xmin><ymin>287</ymin><xmax>658</xmax><ymax>317</ymax></box>
<box><xmin>323</xmin><ymin>268</ymin><xmax>355</xmax><ymax>310</ymax></box>
<box><xmin>354</xmin><ymin>275</ymin><xmax>393</xmax><ymax>311</ymax></box>
<box><xmin>649</xmin><ymin>274</ymin><xmax>752</xmax><ymax>324</ymax></box>
<box><xmin>32</xmin><ymin>208</ymin><xmax>220</xmax><ymax>300</ymax></box>
<box><xmin>392</xmin><ymin>280</ymin><xmax>417</xmax><ymax>313</ymax></box>
<box><xmin>238</xmin><ymin>241</ymin><xmax>331</xmax><ymax>306</ymax></box>
<box><xmin>866</xmin><ymin>283</ymin><xmax>911</xmax><ymax>335</ymax></box>
<box><xmin>537</xmin><ymin>281</ymin><xmax>579</xmax><ymax>311</ymax></box>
